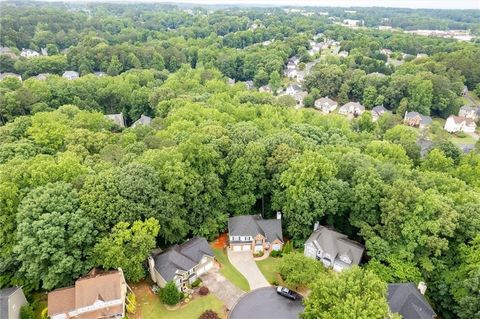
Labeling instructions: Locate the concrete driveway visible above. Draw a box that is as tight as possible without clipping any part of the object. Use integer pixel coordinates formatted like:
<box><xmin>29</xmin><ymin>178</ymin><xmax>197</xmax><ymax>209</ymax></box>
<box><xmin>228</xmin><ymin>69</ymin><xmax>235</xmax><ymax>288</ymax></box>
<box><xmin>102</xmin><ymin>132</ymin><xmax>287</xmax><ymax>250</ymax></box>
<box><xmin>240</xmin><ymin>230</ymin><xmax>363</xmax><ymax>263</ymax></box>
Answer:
<box><xmin>227</xmin><ymin>249</ymin><xmax>270</xmax><ymax>290</ymax></box>
<box><xmin>201</xmin><ymin>267</ymin><xmax>245</xmax><ymax>310</ymax></box>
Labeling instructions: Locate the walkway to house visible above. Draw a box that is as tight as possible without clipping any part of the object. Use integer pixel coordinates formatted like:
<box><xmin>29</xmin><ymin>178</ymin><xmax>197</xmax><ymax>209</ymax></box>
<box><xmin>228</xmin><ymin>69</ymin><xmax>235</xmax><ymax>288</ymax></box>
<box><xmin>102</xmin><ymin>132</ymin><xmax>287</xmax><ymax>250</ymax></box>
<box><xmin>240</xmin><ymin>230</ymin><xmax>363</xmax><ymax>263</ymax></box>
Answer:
<box><xmin>227</xmin><ymin>249</ymin><xmax>270</xmax><ymax>290</ymax></box>
<box><xmin>201</xmin><ymin>267</ymin><xmax>245</xmax><ymax>310</ymax></box>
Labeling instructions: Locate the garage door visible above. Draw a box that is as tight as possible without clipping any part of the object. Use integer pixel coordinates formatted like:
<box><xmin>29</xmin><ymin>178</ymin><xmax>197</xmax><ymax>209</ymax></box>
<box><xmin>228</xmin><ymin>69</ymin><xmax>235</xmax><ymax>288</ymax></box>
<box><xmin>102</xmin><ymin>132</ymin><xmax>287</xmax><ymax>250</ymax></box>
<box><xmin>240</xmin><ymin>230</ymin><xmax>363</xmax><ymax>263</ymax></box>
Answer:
<box><xmin>242</xmin><ymin>245</ymin><xmax>251</xmax><ymax>251</ymax></box>
<box><xmin>197</xmin><ymin>261</ymin><xmax>213</xmax><ymax>276</ymax></box>
<box><xmin>233</xmin><ymin>245</ymin><xmax>242</xmax><ymax>252</ymax></box>
<box><xmin>272</xmin><ymin>244</ymin><xmax>281</xmax><ymax>251</ymax></box>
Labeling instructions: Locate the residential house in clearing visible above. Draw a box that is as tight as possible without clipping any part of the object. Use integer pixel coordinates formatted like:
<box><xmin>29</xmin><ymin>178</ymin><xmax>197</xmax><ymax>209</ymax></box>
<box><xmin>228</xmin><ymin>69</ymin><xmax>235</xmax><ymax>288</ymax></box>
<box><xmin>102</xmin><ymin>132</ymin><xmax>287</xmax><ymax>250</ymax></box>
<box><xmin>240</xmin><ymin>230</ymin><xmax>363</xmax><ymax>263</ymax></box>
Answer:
<box><xmin>259</xmin><ymin>85</ymin><xmax>272</xmax><ymax>93</ymax></box>
<box><xmin>404</xmin><ymin>112</ymin><xmax>432</xmax><ymax>129</ymax></box>
<box><xmin>304</xmin><ymin>224</ymin><xmax>365</xmax><ymax>272</ymax></box>
<box><xmin>0</xmin><ymin>287</ymin><xmax>28</xmax><ymax>319</ymax></box>
<box><xmin>148</xmin><ymin>237</ymin><xmax>215</xmax><ymax>292</ymax></box>
<box><xmin>285</xmin><ymin>83</ymin><xmax>302</xmax><ymax>96</ymax></box>
<box><xmin>444</xmin><ymin>115</ymin><xmax>476</xmax><ymax>133</ymax></box>
<box><xmin>314</xmin><ymin>97</ymin><xmax>338</xmax><ymax>113</ymax></box>
<box><xmin>34</xmin><ymin>73</ymin><xmax>51</xmax><ymax>81</ymax></box>
<box><xmin>105</xmin><ymin>113</ymin><xmax>126</xmax><ymax>128</ymax></box>
<box><xmin>285</xmin><ymin>68</ymin><xmax>299</xmax><ymax>79</ymax></box>
<box><xmin>339</xmin><ymin>102</ymin><xmax>365</xmax><ymax>117</ymax></box>
<box><xmin>459</xmin><ymin>105</ymin><xmax>480</xmax><ymax>120</ymax></box>
<box><xmin>292</xmin><ymin>91</ymin><xmax>308</xmax><ymax>108</ymax></box>
<box><xmin>387</xmin><ymin>283</ymin><xmax>436</xmax><ymax>319</ymax></box>
<box><xmin>228</xmin><ymin>214</ymin><xmax>283</xmax><ymax>253</ymax></box>
<box><xmin>0</xmin><ymin>73</ymin><xmax>22</xmax><ymax>81</ymax></box>
<box><xmin>371</xmin><ymin>105</ymin><xmax>391</xmax><ymax>121</ymax></box>
<box><xmin>48</xmin><ymin>268</ymin><xmax>128</xmax><ymax>319</ymax></box>
<box><xmin>62</xmin><ymin>71</ymin><xmax>79</xmax><ymax>80</ymax></box>
<box><xmin>245</xmin><ymin>80</ymin><xmax>254</xmax><ymax>90</ymax></box>
<box><xmin>20</xmin><ymin>48</ymin><xmax>40</xmax><ymax>58</ymax></box>
<box><xmin>94</xmin><ymin>71</ymin><xmax>107</xmax><ymax>77</ymax></box>
<box><xmin>227</xmin><ymin>78</ymin><xmax>236</xmax><ymax>85</ymax></box>
<box><xmin>131</xmin><ymin>115</ymin><xmax>152</xmax><ymax>128</ymax></box>
<box><xmin>461</xmin><ymin>85</ymin><xmax>468</xmax><ymax>96</ymax></box>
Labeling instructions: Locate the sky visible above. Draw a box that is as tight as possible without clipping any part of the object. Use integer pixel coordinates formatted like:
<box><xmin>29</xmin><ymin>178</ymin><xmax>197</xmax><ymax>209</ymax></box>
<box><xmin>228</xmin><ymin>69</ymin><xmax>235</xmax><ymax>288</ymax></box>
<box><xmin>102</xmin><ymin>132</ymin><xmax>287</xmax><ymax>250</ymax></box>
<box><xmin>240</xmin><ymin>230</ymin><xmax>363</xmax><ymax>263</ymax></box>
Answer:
<box><xmin>139</xmin><ymin>0</ymin><xmax>479</xmax><ymax>10</ymax></box>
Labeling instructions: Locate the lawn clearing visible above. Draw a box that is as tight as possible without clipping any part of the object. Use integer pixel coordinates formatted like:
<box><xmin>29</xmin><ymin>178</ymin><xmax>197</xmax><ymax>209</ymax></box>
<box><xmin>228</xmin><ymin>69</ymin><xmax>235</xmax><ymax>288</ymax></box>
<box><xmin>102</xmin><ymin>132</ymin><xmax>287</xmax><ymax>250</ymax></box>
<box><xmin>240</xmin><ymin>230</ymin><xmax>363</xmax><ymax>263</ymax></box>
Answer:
<box><xmin>256</xmin><ymin>257</ymin><xmax>283</xmax><ymax>285</ymax></box>
<box><xmin>212</xmin><ymin>247</ymin><xmax>250</xmax><ymax>291</ymax></box>
<box><xmin>132</xmin><ymin>281</ymin><xmax>226</xmax><ymax>319</ymax></box>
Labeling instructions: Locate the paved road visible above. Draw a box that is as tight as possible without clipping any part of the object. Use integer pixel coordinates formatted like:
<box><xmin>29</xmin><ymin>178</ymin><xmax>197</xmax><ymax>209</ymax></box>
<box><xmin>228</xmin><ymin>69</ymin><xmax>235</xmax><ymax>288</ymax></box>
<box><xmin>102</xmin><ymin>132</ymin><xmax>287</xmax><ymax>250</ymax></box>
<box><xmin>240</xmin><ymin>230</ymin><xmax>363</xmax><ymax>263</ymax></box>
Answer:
<box><xmin>201</xmin><ymin>267</ymin><xmax>245</xmax><ymax>310</ymax></box>
<box><xmin>230</xmin><ymin>287</ymin><xmax>304</xmax><ymax>319</ymax></box>
<box><xmin>227</xmin><ymin>250</ymin><xmax>270</xmax><ymax>290</ymax></box>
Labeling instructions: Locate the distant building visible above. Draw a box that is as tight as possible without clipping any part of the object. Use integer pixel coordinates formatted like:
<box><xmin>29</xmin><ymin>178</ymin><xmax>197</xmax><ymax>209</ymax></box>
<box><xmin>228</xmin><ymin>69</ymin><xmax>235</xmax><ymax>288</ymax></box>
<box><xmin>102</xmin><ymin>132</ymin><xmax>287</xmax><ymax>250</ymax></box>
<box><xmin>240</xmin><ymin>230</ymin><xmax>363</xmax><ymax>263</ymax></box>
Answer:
<box><xmin>381</xmin><ymin>48</ymin><xmax>392</xmax><ymax>56</ymax></box>
<box><xmin>20</xmin><ymin>48</ymin><xmax>40</xmax><ymax>58</ymax></box>
<box><xmin>259</xmin><ymin>85</ymin><xmax>272</xmax><ymax>93</ymax></box>
<box><xmin>444</xmin><ymin>115</ymin><xmax>476</xmax><ymax>133</ymax></box>
<box><xmin>227</xmin><ymin>78</ymin><xmax>236</xmax><ymax>85</ymax></box>
<box><xmin>459</xmin><ymin>105</ymin><xmax>480</xmax><ymax>120</ymax></box>
<box><xmin>404</xmin><ymin>112</ymin><xmax>432</xmax><ymax>129</ymax></box>
<box><xmin>387</xmin><ymin>283</ymin><xmax>436</xmax><ymax>319</ymax></box>
<box><xmin>461</xmin><ymin>85</ymin><xmax>468</xmax><ymax>96</ymax></box>
<box><xmin>62</xmin><ymin>71</ymin><xmax>79</xmax><ymax>80</ymax></box>
<box><xmin>131</xmin><ymin>115</ymin><xmax>152</xmax><ymax>128</ymax></box>
<box><xmin>339</xmin><ymin>102</ymin><xmax>365</xmax><ymax>117</ymax></box>
<box><xmin>94</xmin><ymin>71</ymin><xmax>107</xmax><ymax>77</ymax></box>
<box><xmin>343</xmin><ymin>19</ymin><xmax>362</xmax><ymax>27</ymax></box>
<box><xmin>293</xmin><ymin>91</ymin><xmax>308</xmax><ymax>108</ymax></box>
<box><xmin>0</xmin><ymin>73</ymin><xmax>22</xmax><ymax>81</ymax></box>
<box><xmin>0</xmin><ymin>287</ymin><xmax>28</xmax><ymax>319</ymax></box>
<box><xmin>245</xmin><ymin>80</ymin><xmax>255</xmax><ymax>90</ymax></box>
<box><xmin>285</xmin><ymin>83</ymin><xmax>302</xmax><ymax>96</ymax></box>
<box><xmin>314</xmin><ymin>97</ymin><xmax>338</xmax><ymax>113</ymax></box>
<box><xmin>105</xmin><ymin>113</ymin><xmax>126</xmax><ymax>128</ymax></box>
<box><xmin>0</xmin><ymin>47</ymin><xmax>17</xmax><ymax>58</ymax></box>
<box><xmin>34</xmin><ymin>73</ymin><xmax>51</xmax><ymax>81</ymax></box>
<box><xmin>338</xmin><ymin>51</ymin><xmax>349</xmax><ymax>58</ymax></box>
<box><xmin>371</xmin><ymin>105</ymin><xmax>391</xmax><ymax>121</ymax></box>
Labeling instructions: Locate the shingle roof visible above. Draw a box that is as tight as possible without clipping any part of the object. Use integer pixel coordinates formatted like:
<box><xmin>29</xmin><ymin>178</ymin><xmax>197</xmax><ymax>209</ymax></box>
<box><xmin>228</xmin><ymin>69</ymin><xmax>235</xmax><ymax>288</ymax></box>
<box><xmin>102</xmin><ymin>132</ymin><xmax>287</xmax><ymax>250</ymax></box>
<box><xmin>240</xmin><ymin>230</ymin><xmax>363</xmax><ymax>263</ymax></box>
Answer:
<box><xmin>105</xmin><ymin>113</ymin><xmax>126</xmax><ymax>128</ymax></box>
<box><xmin>0</xmin><ymin>287</ymin><xmax>21</xmax><ymax>319</ymax></box>
<box><xmin>228</xmin><ymin>215</ymin><xmax>283</xmax><ymax>243</ymax></box>
<box><xmin>372</xmin><ymin>105</ymin><xmax>388</xmax><ymax>115</ymax></box>
<box><xmin>131</xmin><ymin>115</ymin><xmax>152</xmax><ymax>128</ymax></box>
<box><xmin>152</xmin><ymin>237</ymin><xmax>214</xmax><ymax>282</ymax></box>
<box><xmin>315</xmin><ymin>97</ymin><xmax>337</xmax><ymax>107</ymax></box>
<box><xmin>305</xmin><ymin>226</ymin><xmax>364</xmax><ymax>265</ymax></box>
<box><xmin>405</xmin><ymin>112</ymin><xmax>432</xmax><ymax>125</ymax></box>
<box><xmin>388</xmin><ymin>283</ymin><xmax>436</xmax><ymax>319</ymax></box>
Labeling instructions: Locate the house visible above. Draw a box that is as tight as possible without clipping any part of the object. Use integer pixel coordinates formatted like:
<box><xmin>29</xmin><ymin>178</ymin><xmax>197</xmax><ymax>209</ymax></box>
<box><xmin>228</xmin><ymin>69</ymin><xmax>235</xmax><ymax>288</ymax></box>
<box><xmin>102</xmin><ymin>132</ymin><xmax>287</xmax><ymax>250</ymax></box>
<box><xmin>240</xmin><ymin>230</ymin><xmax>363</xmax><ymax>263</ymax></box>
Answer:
<box><xmin>387</xmin><ymin>283</ymin><xmax>436</xmax><ymax>319</ymax></box>
<box><xmin>285</xmin><ymin>68</ymin><xmax>298</xmax><ymax>79</ymax></box>
<box><xmin>94</xmin><ymin>71</ymin><xmax>107</xmax><ymax>77</ymax></box>
<box><xmin>444</xmin><ymin>115</ymin><xmax>476</xmax><ymax>133</ymax></box>
<box><xmin>343</xmin><ymin>19</ymin><xmax>362</xmax><ymax>27</ymax></box>
<box><xmin>286</xmin><ymin>61</ymin><xmax>297</xmax><ymax>70</ymax></box>
<box><xmin>0</xmin><ymin>47</ymin><xmax>17</xmax><ymax>59</ymax></box>
<box><xmin>62</xmin><ymin>71</ymin><xmax>79</xmax><ymax>80</ymax></box>
<box><xmin>304</xmin><ymin>224</ymin><xmax>365</xmax><ymax>272</ymax></box>
<box><xmin>20</xmin><ymin>48</ymin><xmax>40</xmax><ymax>58</ymax></box>
<box><xmin>288</xmin><ymin>56</ymin><xmax>300</xmax><ymax>65</ymax></box>
<box><xmin>228</xmin><ymin>214</ymin><xmax>283</xmax><ymax>253</ymax></box>
<box><xmin>105</xmin><ymin>113</ymin><xmax>126</xmax><ymax>128</ymax></box>
<box><xmin>315</xmin><ymin>97</ymin><xmax>338</xmax><ymax>113</ymax></box>
<box><xmin>131</xmin><ymin>115</ymin><xmax>152</xmax><ymax>128</ymax></box>
<box><xmin>404</xmin><ymin>112</ymin><xmax>432</xmax><ymax>129</ymax></box>
<box><xmin>459</xmin><ymin>105</ymin><xmax>480</xmax><ymax>120</ymax></box>
<box><xmin>0</xmin><ymin>287</ymin><xmax>28</xmax><ymax>319</ymax></box>
<box><xmin>293</xmin><ymin>91</ymin><xmax>308</xmax><ymax>108</ymax></box>
<box><xmin>245</xmin><ymin>80</ymin><xmax>254</xmax><ymax>90</ymax></box>
<box><xmin>148</xmin><ymin>237</ymin><xmax>215</xmax><ymax>292</ymax></box>
<box><xmin>227</xmin><ymin>78</ymin><xmax>236</xmax><ymax>85</ymax></box>
<box><xmin>461</xmin><ymin>85</ymin><xmax>468</xmax><ymax>96</ymax></box>
<box><xmin>0</xmin><ymin>73</ymin><xmax>22</xmax><ymax>81</ymax></box>
<box><xmin>381</xmin><ymin>48</ymin><xmax>392</xmax><ymax>56</ymax></box>
<box><xmin>339</xmin><ymin>102</ymin><xmax>365</xmax><ymax>117</ymax></box>
<box><xmin>286</xmin><ymin>83</ymin><xmax>302</xmax><ymax>96</ymax></box>
<box><xmin>34</xmin><ymin>73</ymin><xmax>51</xmax><ymax>81</ymax></box>
<box><xmin>259</xmin><ymin>85</ymin><xmax>272</xmax><ymax>93</ymax></box>
<box><xmin>48</xmin><ymin>268</ymin><xmax>128</xmax><ymax>319</ymax></box>
<box><xmin>371</xmin><ymin>105</ymin><xmax>391</xmax><ymax>121</ymax></box>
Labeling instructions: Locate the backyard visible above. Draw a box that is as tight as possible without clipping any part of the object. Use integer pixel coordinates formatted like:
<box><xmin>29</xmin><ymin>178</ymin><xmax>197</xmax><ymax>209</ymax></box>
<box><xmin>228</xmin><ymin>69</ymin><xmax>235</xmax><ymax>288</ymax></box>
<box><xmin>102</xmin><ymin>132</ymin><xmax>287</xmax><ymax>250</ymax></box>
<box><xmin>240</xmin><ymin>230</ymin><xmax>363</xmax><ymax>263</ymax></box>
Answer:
<box><xmin>132</xmin><ymin>281</ymin><xmax>226</xmax><ymax>319</ymax></box>
<box><xmin>212</xmin><ymin>247</ymin><xmax>250</xmax><ymax>291</ymax></box>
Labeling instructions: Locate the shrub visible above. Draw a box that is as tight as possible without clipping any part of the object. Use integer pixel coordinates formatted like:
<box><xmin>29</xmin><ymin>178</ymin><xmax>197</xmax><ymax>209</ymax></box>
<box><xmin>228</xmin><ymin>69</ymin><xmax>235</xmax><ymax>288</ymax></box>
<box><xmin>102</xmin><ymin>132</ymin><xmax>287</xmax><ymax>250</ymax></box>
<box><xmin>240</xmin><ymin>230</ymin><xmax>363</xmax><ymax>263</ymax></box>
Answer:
<box><xmin>270</xmin><ymin>250</ymin><xmax>283</xmax><ymax>258</ymax></box>
<box><xmin>160</xmin><ymin>281</ymin><xmax>182</xmax><ymax>305</ymax></box>
<box><xmin>199</xmin><ymin>286</ymin><xmax>210</xmax><ymax>296</ymax></box>
<box><xmin>191</xmin><ymin>278</ymin><xmax>202</xmax><ymax>288</ymax></box>
<box><xmin>199</xmin><ymin>310</ymin><xmax>220</xmax><ymax>319</ymax></box>
<box><xmin>126</xmin><ymin>292</ymin><xmax>137</xmax><ymax>314</ymax></box>
<box><xmin>20</xmin><ymin>304</ymin><xmax>34</xmax><ymax>319</ymax></box>
<box><xmin>282</xmin><ymin>241</ymin><xmax>293</xmax><ymax>254</ymax></box>
<box><xmin>253</xmin><ymin>251</ymin><xmax>264</xmax><ymax>257</ymax></box>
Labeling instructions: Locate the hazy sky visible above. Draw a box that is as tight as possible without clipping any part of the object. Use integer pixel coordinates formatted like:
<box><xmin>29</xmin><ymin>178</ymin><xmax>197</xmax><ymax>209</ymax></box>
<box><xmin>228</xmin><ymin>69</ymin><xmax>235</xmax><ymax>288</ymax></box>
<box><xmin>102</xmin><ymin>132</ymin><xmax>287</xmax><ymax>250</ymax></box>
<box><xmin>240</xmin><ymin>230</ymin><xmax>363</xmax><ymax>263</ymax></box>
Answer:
<box><xmin>150</xmin><ymin>0</ymin><xmax>479</xmax><ymax>10</ymax></box>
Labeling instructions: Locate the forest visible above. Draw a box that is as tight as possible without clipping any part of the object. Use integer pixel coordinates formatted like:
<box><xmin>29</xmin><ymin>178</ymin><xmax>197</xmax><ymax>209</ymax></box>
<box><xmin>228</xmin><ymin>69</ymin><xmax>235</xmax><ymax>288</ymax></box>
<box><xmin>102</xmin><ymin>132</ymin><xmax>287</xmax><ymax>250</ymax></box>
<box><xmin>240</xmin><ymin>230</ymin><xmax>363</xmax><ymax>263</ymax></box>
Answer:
<box><xmin>0</xmin><ymin>3</ymin><xmax>479</xmax><ymax>319</ymax></box>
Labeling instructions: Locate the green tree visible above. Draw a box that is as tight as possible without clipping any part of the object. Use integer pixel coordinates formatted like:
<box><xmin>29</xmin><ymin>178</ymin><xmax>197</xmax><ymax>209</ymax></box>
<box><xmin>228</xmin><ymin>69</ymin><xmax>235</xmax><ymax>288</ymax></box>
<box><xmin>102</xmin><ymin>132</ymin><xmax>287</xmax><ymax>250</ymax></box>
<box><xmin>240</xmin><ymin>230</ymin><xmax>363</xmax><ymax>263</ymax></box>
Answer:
<box><xmin>92</xmin><ymin>218</ymin><xmax>160</xmax><ymax>282</ymax></box>
<box><xmin>269</xmin><ymin>71</ymin><xmax>281</xmax><ymax>94</ymax></box>
<box><xmin>160</xmin><ymin>281</ymin><xmax>182</xmax><ymax>305</ymax></box>
<box><xmin>107</xmin><ymin>55</ymin><xmax>123</xmax><ymax>76</ymax></box>
<box><xmin>278</xmin><ymin>252</ymin><xmax>324</xmax><ymax>289</ymax></box>
<box><xmin>362</xmin><ymin>86</ymin><xmax>377</xmax><ymax>109</ymax></box>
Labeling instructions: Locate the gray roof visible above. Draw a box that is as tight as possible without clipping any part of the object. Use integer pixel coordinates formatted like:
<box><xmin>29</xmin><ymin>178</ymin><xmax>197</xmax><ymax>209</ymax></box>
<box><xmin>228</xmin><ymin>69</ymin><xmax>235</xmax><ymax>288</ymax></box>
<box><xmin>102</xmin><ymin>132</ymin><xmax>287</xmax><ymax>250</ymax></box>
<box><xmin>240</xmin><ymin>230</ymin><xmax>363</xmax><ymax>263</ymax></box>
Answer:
<box><xmin>228</xmin><ymin>215</ymin><xmax>283</xmax><ymax>243</ymax></box>
<box><xmin>62</xmin><ymin>71</ymin><xmax>79</xmax><ymax>79</ymax></box>
<box><xmin>152</xmin><ymin>237</ymin><xmax>214</xmax><ymax>282</ymax></box>
<box><xmin>105</xmin><ymin>113</ymin><xmax>126</xmax><ymax>128</ymax></box>
<box><xmin>0</xmin><ymin>73</ymin><xmax>22</xmax><ymax>81</ymax></box>
<box><xmin>372</xmin><ymin>105</ymin><xmax>390</xmax><ymax>116</ymax></box>
<box><xmin>388</xmin><ymin>283</ymin><xmax>436</xmax><ymax>319</ymax></box>
<box><xmin>405</xmin><ymin>112</ymin><xmax>432</xmax><ymax>125</ymax></box>
<box><xmin>131</xmin><ymin>115</ymin><xmax>152</xmax><ymax>128</ymax></box>
<box><xmin>315</xmin><ymin>97</ymin><xmax>337</xmax><ymax>107</ymax></box>
<box><xmin>340</xmin><ymin>101</ymin><xmax>365</xmax><ymax>112</ymax></box>
<box><xmin>0</xmin><ymin>287</ymin><xmax>22</xmax><ymax>319</ymax></box>
<box><xmin>288</xmin><ymin>84</ymin><xmax>302</xmax><ymax>91</ymax></box>
<box><xmin>305</xmin><ymin>226</ymin><xmax>364</xmax><ymax>265</ymax></box>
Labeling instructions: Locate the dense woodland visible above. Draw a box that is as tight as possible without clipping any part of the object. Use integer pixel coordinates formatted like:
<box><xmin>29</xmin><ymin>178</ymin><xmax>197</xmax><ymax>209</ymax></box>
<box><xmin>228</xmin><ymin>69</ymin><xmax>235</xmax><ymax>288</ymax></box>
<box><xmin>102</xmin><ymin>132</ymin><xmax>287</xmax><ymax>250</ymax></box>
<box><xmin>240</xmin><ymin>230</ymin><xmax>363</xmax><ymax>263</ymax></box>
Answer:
<box><xmin>1</xmin><ymin>3</ymin><xmax>480</xmax><ymax>319</ymax></box>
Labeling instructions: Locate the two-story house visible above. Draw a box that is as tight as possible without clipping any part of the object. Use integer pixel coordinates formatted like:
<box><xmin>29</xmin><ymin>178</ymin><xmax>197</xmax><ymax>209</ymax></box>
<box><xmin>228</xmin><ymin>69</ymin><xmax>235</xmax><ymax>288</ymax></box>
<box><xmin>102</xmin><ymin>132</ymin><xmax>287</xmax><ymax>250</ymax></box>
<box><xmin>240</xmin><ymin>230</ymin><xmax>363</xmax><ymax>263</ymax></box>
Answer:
<box><xmin>388</xmin><ymin>282</ymin><xmax>436</xmax><ymax>319</ymax></box>
<box><xmin>404</xmin><ymin>112</ymin><xmax>432</xmax><ymax>129</ymax></box>
<box><xmin>0</xmin><ymin>287</ymin><xmax>28</xmax><ymax>319</ymax></box>
<box><xmin>314</xmin><ymin>97</ymin><xmax>338</xmax><ymax>113</ymax></box>
<box><xmin>48</xmin><ymin>268</ymin><xmax>128</xmax><ymax>319</ymax></box>
<box><xmin>339</xmin><ymin>102</ymin><xmax>365</xmax><ymax>117</ymax></box>
<box><xmin>304</xmin><ymin>224</ymin><xmax>364</xmax><ymax>272</ymax></box>
<box><xmin>148</xmin><ymin>237</ymin><xmax>215</xmax><ymax>292</ymax></box>
<box><xmin>444</xmin><ymin>115</ymin><xmax>476</xmax><ymax>133</ymax></box>
<box><xmin>228</xmin><ymin>214</ymin><xmax>283</xmax><ymax>253</ymax></box>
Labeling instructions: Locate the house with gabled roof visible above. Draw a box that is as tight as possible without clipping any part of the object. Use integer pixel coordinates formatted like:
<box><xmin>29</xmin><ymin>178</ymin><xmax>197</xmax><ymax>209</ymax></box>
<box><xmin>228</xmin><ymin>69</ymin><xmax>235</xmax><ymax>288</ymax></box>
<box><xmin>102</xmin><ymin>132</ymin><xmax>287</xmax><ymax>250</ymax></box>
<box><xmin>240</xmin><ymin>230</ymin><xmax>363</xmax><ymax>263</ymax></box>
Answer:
<box><xmin>388</xmin><ymin>283</ymin><xmax>436</xmax><ymax>319</ymax></box>
<box><xmin>259</xmin><ymin>85</ymin><xmax>272</xmax><ymax>93</ymax></box>
<box><xmin>459</xmin><ymin>105</ymin><xmax>480</xmax><ymax>120</ymax></box>
<box><xmin>62</xmin><ymin>71</ymin><xmax>79</xmax><ymax>80</ymax></box>
<box><xmin>148</xmin><ymin>237</ymin><xmax>215</xmax><ymax>292</ymax></box>
<box><xmin>48</xmin><ymin>268</ymin><xmax>128</xmax><ymax>319</ymax></box>
<box><xmin>228</xmin><ymin>214</ymin><xmax>283</xmax><ymax>253</ymax></box>
<box><xmin>444</xmin><ymin>115</ymin><xmax>476</xmax><ymax>133</ymax></box>
<box><xmin>0</xmin><ymin>287</ymin><xmax>27</xmax><ymax>319</ymax></box>
<box><xmin>371</xmin><ymin>105</ymin><xmax>391</xmax><ymax>121</ymax></box>
<box><xmin>404</xmin><ymin>112</ymin><xmax>432</xmax><ymax>129</ymax></box>
<box><xmin>131</xmin><ymin>115</ymin><xmax>152</xmax><ymax>128</ymax></box>
<box><xmin>0</xmin><ymin>73</ymin><xmax>22</xmax><ymax>81</ymax></box>
<box><xmin>105</xmin><ymin>113</ymin><xmax>126</xmax><ymax>128</ymax></box>
<box><xmin>315</xmin><ymin>97</ymin><xmax>338</xmax><ymax>113</ymax></box>
<box><xmin>304</xmin><ymin>224</ymin><xmax>364</xmax><ymax>272</ymax></box>
<box><xmin>339</xmin><ymin>101</ymin><xmax>365</xmax><ymax>117</ymax></box>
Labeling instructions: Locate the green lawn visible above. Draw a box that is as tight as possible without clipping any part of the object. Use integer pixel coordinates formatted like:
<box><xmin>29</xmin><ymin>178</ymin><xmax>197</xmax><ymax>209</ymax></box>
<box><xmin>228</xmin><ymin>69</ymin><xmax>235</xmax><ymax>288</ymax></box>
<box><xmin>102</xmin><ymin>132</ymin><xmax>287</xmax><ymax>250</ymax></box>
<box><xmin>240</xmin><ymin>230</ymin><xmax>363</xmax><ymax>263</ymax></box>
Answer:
<box><xmin>450</xmin><ymin>134</ymin><xmax>477</xmax><ymax>146</ymax></box>
<box><xmin>256</xmin><ymin>257</ymin><xmax>283</xmax><ymax>285</ymax></box>
<box><xmin>137</xmin><ymin>289</ymin><xmax>225</xmax><ymax>319</ymax></box>
<box><xmin>212</xmin><ymin>248</ymin><xmax>250</xmax><ymax>291</ymax></box>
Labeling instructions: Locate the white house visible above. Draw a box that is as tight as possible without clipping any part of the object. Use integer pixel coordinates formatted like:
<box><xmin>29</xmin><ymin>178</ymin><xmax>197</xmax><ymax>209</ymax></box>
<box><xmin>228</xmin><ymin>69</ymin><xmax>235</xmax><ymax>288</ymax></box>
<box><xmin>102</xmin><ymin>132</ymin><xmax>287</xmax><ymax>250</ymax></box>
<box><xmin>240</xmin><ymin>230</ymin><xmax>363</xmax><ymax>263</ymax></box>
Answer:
<box><xmin>20</xmin><ymin>48</ymin><xmax>40</xmax><ymax>58</ymax></box>
<box><xmin>285</xmin><ymin>83</ymin><xmax>302</xmax><ymax>96</ymax></box>
<box><xmin>444</xmin><ymin>115</ymin><xmax>476</xmax><ymax>133</ymax></box>
<box><xmin>339</xmin><ymin>102</ymin><xmax>365</xmax><ymax>117</ymax></box>
<box><xmin>315</xmin><ymin>97</ymin><xmax>338</xmax><ymax>113</ymax></box>
<box><xmin>62</xmin><ymin>71</ymin><xmax>79</xmax><ymax>80</ymax></box>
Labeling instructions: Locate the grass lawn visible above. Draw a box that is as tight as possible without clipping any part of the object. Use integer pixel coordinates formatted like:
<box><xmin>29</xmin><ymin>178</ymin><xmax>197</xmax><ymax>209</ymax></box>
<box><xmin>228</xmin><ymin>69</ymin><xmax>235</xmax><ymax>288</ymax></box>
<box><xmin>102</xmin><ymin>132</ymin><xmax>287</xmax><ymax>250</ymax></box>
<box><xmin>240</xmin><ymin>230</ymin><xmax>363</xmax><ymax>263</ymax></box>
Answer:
<box><xmin>255</xmin><ymin>257</ymin><xmax>283</xmax><ymax>285</ymax></box>
<box><xmin>212</xmin><ymin>247</ymin><xmax>250</xmax><ymax>292</ymax></box>
<box><xmin>450</xmin><ymin>134</ymin><xmax>477</xmax><ymax>146</ymax></box>
<box><xmin>133</xmin><ymin>282</ymin><xmax>225</xmax><ymax>319</ymax></box>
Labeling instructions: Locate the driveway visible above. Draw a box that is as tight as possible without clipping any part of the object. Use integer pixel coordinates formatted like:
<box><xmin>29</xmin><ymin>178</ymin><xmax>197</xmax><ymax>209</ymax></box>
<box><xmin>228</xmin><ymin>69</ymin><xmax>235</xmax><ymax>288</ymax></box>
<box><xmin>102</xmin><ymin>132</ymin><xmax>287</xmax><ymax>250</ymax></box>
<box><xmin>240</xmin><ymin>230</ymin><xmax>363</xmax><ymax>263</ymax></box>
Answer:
<box><xmin>230</xmin><ymin>287</ymin><xmax>304</xmax><ymax>319</ymax></box>
<box><xmin>201</xmin><ymin>267</ymin><xmax>245</xmax><ymax>310</ymax></box>
<box><xmin>227</xmin><ymin>250</ymin><xmax>270</xmax><ymax>290</ymax></box>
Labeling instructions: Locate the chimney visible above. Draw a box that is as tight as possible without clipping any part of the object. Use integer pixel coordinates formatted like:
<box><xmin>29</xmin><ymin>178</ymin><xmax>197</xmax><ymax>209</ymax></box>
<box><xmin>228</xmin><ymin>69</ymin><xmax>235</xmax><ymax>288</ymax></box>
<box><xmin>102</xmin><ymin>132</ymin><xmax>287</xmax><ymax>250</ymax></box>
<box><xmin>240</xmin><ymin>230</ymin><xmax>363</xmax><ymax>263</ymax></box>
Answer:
<box><xmin>314</xmin><ymin>221</ymin><xmax>320</xmax><ymax>231</ymax></box>
<box><xmin>418</xmin><ymin>281</ymin><xmax>427</xmax><ymax>295</ymax></box>
<box><xmin>276</xmin><ymin>211</ymin><xmax>282</xmax><ymax>220</ymax></box>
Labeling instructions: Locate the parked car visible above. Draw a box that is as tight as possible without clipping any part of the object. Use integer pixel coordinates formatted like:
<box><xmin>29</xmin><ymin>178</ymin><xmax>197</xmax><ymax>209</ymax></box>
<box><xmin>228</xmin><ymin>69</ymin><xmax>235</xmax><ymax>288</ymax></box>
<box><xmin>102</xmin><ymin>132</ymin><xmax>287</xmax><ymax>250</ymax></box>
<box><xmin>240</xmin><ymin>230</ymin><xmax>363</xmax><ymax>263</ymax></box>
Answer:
<box><xmin>276</xmin><ymin>286</ymin><xmax>298</xmax><ymax>300</ymax></box>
